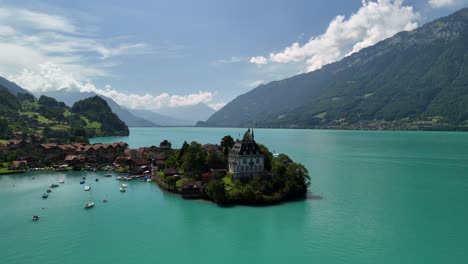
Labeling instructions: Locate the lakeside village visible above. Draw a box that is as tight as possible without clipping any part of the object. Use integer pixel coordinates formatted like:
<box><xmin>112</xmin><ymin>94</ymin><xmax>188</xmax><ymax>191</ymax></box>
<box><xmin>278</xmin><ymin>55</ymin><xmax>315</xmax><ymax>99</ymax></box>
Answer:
<box><xmin>1</xmin><ymin>129</ymin><xmax>311</xmax><ymax>205</ymax></box>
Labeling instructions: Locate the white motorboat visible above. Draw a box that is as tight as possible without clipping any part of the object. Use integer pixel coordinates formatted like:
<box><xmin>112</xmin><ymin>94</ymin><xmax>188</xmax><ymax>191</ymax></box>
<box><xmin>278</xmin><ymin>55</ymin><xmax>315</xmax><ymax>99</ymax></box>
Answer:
<box><xmin>59</xmin><ymin>179</ymin><xmax>65</xmax><ymax>183</ymax></box>
<box><xmin>84</xmin><ymin>185</ymin><xmax>91</xmax><ymax>191</ymax></box>
<box><xmin>120</xmin><ymin>187</ymin><xmax>126</xmax><ymax>192</ymax></box>
<box><xmin>121</xmin><ymin>183</ymin><xmax>128</xmax><ymax>188</ymax></box>
<box><xmin>84</xmin><ymin>202</ymin><xmax>94</xmax><ymax>208</ymax></box>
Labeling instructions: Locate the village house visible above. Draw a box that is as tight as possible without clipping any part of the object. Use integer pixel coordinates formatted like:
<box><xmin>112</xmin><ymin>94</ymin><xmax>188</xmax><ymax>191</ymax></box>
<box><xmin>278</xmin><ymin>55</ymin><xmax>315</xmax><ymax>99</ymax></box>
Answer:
<box><xmin>228</xmin><ymin>129</ymin><xmax>265</xmax><ymax>180</ymax></box>
<box><xmin>181</xmin><ymin>180</ymin><xmax>202</xmax><ymax>198</ymax></box>
<box><xmin>9</xmin><ymin>160</ymin><xmax>28</xmax><ymax>170</ymax></box>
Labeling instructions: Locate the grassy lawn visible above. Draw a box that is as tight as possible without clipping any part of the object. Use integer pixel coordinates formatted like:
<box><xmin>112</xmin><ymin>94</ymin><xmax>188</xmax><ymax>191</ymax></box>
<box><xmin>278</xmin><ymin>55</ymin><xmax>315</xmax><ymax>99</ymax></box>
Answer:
<box><xmin>20</xmin><ymin>111</ymin><xmax>52</xmax><ymax>124</ymax></box>
<box><xmin>0</xmin><ymin>162</ymin><xmax>14</xmax><ymax>174</ymax></box>
<box><xmin>63</xmin><ymin>109</ymin><xmax>72</xmax><ymax>118</ymax></box>
<box><xmin>50</xmin><ymin>124</ymin><xmax>70</xmax><ymax>130</ymax></box>
<box><xmin>81</xmin><ymin>117</ymin><xmax>101</xmax><ymax>129</ymax></box>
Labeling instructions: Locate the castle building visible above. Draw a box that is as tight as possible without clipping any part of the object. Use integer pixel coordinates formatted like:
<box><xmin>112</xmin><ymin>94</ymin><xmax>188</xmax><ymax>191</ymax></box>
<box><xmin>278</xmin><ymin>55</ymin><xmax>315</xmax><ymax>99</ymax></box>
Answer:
<box><xmin>228</xmin><ymin>129</ymin><xmax>264</xmax><ymax>180</ymax></box>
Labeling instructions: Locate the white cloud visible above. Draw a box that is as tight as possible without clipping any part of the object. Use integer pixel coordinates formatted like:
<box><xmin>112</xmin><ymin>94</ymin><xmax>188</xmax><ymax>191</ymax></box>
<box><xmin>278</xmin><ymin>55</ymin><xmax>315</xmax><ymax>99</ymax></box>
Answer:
<box><xmin>249</xmin><ymin>56</ymin><xmax>268</xmax><ymax>65</ymax></box>
<box><xmin>244</xmin><ymin>80</ymin><xmax>265</xmax><ymax>88</ymax></box>
<box><xmin>208</xmin><ymin>102</ymin><xmax>226</xmax><ymax>111</ymax></box>
<box><xmin>216</xmin><ymin>56</ymin><xmax>247</xmax><ymax>64</ymax></box>
<box><xmin>252</xmin><ymin>0</ymin><xmax>419</xmax><ymax>72</ymax></box>
<box><xmin>0</xmin><ymin>7</ymin><xmax>150</xmax><ymax>80</ymax></box>
<box><xmin>0</xmin><ymin>7</ymin><xmax>76</xmax><ymax>33</ymax></box>
<box><xmin>428</xmin><ymin>0</ymin><xmax>457</xmax><ymax>8</ymax></box>
<box><xmin>11</xmin><ymin>63</ymin><xmax>217</xmax><ymax>111</ymax></box>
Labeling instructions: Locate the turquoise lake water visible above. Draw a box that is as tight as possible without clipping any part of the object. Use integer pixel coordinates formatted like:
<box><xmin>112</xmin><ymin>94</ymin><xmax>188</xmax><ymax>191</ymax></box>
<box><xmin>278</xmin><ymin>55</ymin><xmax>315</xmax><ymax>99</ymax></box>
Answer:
<box><xmin>2</xmin><ymin>127</ymin><xmax>468</xmax><ymax>264</ymax></box>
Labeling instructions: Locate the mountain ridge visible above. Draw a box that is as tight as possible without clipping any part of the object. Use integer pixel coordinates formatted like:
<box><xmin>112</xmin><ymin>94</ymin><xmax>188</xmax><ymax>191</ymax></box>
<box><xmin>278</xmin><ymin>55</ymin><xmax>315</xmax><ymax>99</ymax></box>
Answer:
<box><xmin>200</xmin><ymin>8</ymin><xmax>468</xmax><ymax>130</ymax></box>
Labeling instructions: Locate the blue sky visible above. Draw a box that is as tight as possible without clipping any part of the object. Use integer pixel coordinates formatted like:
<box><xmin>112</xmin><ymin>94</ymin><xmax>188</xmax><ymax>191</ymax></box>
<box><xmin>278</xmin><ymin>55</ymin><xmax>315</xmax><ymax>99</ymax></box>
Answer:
<box><xmin>0</xmin><ymin>0</ymin><xmax>466</xmax><ymax>111</ymax></box>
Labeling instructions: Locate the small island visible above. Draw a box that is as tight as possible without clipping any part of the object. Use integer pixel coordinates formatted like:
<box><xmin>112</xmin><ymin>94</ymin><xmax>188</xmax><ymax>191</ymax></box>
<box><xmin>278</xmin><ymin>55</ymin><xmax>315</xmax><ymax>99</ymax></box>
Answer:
<box><xmin>155</xmin><ymin>129</ymin><xmax>311</xmax><ymax>205</ymax></box>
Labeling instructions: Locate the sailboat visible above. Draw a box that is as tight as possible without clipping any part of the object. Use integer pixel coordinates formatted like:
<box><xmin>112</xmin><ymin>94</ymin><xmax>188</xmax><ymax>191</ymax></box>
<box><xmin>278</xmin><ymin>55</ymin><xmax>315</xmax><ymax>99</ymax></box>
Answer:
<box><xmin>84</xmin><ymin>188</ymin><xmax>94</xmax><ymax>209</ymax></box>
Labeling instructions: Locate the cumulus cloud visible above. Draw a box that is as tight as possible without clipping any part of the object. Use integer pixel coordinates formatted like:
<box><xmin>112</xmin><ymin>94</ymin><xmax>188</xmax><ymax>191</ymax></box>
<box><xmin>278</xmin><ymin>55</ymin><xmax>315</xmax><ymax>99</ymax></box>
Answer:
<box><xmin>428</xmin><ymin>0</ymin><xmax>457</xmax><ymax>8</ymax></box>
<box><xmin>250</xmin><ymin>0</ymin><xmax>419</xmax><ymax>72</ymax></box>
<box><xmin>11</xmin><ymin>63</ymin><xmax>218</xmax><ymax>111</ymax></box>
<box><xmin>249</xmin><ymin>56</ymin><xmax>268</xmax><ymax>65</ymax></box>
<box><xmin>0</xmin><ymin>7</ymin><xmax>151</xmax><ymax>80</ymax></box>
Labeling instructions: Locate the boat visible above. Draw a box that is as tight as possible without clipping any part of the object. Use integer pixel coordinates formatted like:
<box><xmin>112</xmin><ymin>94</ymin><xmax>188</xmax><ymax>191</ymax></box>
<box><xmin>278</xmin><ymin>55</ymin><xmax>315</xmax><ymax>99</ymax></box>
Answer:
<box><xmin>50</xmin><ymin>183</ymin><xmax>59</xmax><ymax>188</ymax></box>
<box><xmin>80</xmin><ymin>180</ymin><xmax>85</xmax><ymax>184</ymax></box>
<box><xmin>146</xmin><ymin>179</ymin><xmax>152</xmax><ymax>182</ymax></box>
<box><xmin>84</xmin><ymin>186</ymin><xmax>91</xmax><ymax>191</ymax></box>
<box><xmin>84</xmin><ymin>187</ymin><xmax>94</xmax><ymax>208</ymax></box>
<box><xmin>105</xmin><ymin>173</ymin><xmax>112</xmax><ymax>177</ymax></box>
<box><xmin>59</xmin><ymin>179</ymin><xmax>65</xmax><ymax>183</ymax></box>
<box><xmin>120</xmin><ymin>187</ymin><xmax>126</xmax><ymax>192</ymax></box>
<box><xmin>32</xmin><ymin>215</ymin><xmax>40</xmax><ymax>221</ymax></box>
<box><xmin>46</xmin><ymin>189</ymin><xmax>52</xmax><ymax>193</ymax></box>
<box><xmin>42</xmin><ymin>193</ymin><xmax>49</xmax><ymax>199</ymax></box>
<box><xmin>121</xmin><ymin>183</ymin><xmax>128</xmax><ymax>188</ymax></box>
<box><xmin>95</xmin><ymin>178</ymin><xmax>99</xmax><ymax>182</ymax></box>
<box><xmin>103</xmin><ymin>199</ymin><xmax>109</xmax><ymax>203</ymax></box>
<box><xmin>116</xmin><ymin>176</ymin><xmax>123</xmax><ymax>180</ymax></box>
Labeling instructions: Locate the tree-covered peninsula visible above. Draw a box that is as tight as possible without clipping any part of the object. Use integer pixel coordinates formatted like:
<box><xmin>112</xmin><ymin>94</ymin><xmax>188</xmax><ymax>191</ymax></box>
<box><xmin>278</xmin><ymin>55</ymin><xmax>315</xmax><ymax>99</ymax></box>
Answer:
<box><xmin>157</xmin><ymin>129</ymin><xmax>311</xmax><ymax>205</ymax></box>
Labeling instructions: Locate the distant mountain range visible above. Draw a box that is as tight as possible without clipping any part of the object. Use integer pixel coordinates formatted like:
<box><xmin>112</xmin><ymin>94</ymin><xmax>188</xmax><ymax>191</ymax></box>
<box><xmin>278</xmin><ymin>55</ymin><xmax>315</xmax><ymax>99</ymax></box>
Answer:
<box><xmin>200</xmin><ymin>8</ymin><xmax>468</xmax><ymax>131</ymax></box>
<box><xmin>40</xmin><ymin>89</ymin><xmax>215</xmax><ymax>127</ymax></box>
<box><xmin>41</xmin><ymin>90</ymin><xmax>158</xmax><ymax>127</ymax></box>
<box><xmin>0</xmin><ymin>76</ymin><xmax>32</xmax><ymax>95</ymax></box>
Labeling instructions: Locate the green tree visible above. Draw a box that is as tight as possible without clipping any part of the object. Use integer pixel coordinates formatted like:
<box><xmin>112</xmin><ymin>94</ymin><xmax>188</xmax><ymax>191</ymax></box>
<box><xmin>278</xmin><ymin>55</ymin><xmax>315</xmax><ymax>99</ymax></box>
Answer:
<box><xmin>221</xmin><ymin>135</ymin><xmax>235</xmax><ymax>157</ymax></box>
<box><xmin>221</xmin><ymin>135</ymin><xmax>235</xmax><ymax>149</ymax></box>
<box><xmin>206</xmin><ymin>150</ymin><xmax>226</xmax><ymax>170</ymax></box>
<box><xmin>205</xmin><ymin>179</ymin><xmax>226</xmax><ymax>204</ymax></box>
<box><xmin>257</xmin><ymin>143</ymin><xmax>273</xmax><ymax>171</ymax></box>
<box><xmin>181</xmin><ymin>141</ymin><xmax>207</xmax><ymax>177</ymax></box>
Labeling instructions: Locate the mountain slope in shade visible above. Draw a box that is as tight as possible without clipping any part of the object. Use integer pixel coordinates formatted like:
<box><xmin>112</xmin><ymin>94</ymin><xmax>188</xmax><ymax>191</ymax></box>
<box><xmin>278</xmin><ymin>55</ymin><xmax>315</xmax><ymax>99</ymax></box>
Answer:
<box><xmin>0</xmin><ymin>76</ymin><xmax>32</xmax><ymax>95</ymax></box>
<box><xmin>201</xmin><ymin>8</ymin><xmax>468</xmax><ymax>130</ymax></box>
<box><xmin>128</xmin><ymin>108</ymin><xmax>194</xmax><ymax>126</ymax></box>
<box><xmin>40</xmin><ymin>89</ymin><xmax>158</xmax><ymax>127</ymax></box>
<box><xmin>157</xmin><ymin>103</ymin><xmax>215</xmax><ymax>125</ymax></box>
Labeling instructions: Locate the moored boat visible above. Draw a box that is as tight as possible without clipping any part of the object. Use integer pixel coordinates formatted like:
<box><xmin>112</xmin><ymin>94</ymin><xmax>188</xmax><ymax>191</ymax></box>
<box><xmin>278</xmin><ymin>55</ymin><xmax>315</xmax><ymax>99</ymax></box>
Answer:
<box><xmin>84</xmin><ymin>185</ymin><xmax>91</xmax><ymax>191</ymax></box>
<box><xmin>120</xmin><ymin>187</ymin><xmax>126</xmax><ymax>192</ymax></box>
<box><xmin>80</xmin><ymin>180</ymin><xmax>85</xmax><ymax>184</ymax></box>
<box><xmin>84</xmin><ymin>202</ymin><xmax>94</xmax><ymax>208</ymax></box>
<box><xmin>32</xmin><ymin>215</ymin><xmax>40</xmax><ymax>221</ymax></box>
<box><xmin>59</xmin><ymin>179</ymin><xmax>65</xmax><ymax>183</ymax></box>
<box><xmin>121</xmin><ymin>183</ymin><xmax>128</xmax><ymax>188</ymax></box>
<box><xmin>105</xmin><ymin>173</ymin><xmax>112</xmax><ymax>177</ymax></box>
<box><xmin>46</xmin><ymin>189</ymin><xmax>52</xmax><ymax>193</ymax></box>
<box><xmin>42</xmin><ymin>193</ymin><xmax>49</xmax><ymax>199</ymax></box>
<box><xmin>50</xmin><ymin>183</ymin><xmax>59</xmax><ymax>188</ymax></box>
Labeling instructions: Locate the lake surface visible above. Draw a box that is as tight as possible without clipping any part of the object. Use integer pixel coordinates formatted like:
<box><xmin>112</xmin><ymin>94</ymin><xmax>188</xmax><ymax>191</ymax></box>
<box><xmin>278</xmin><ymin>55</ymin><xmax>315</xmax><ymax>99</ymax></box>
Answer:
<box><xmin>2</xmin><ymin>127</ymin><xmax>468</xmax><ymax>264</ymax></box>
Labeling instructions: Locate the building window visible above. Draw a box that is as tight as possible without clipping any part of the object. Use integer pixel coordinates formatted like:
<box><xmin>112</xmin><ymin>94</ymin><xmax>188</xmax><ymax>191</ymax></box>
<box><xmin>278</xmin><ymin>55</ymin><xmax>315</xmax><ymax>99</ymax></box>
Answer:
<box><xmin>243</xmin><ymin>159</ymin><xmax>246</xmax><ymax>164</ymax></box>
<box><xmin>256</xmin><ymin>158</ymin><xmax>260</xmax><ymax>163</ymax></box>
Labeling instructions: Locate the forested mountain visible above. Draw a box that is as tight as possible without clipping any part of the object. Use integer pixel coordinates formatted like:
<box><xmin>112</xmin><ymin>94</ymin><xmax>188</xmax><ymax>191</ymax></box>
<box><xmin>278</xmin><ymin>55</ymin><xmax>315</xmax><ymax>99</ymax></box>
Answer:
<box><xmin>0</xmin><ymin>86</ymin><xmax>129</xmax><ymax>142</ymax></box>
<box><xmin>71</xmin><ymin>96</ymin><xmax>129</xmax><ymax>136</ymax></box>
<box><xmin>41</xmin><ymin>90</ymin><xmax>158</xmax><ymax>127</ymax></box>
<box><xmin>0</xmin><ymin>76</ymin><xmax>31</xmax><ymax>95</ymax></box>
<box><xmin>201</xmin><ymin>8</ymin><xmax>468</xmax><ymax>130</ymax></box>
